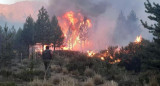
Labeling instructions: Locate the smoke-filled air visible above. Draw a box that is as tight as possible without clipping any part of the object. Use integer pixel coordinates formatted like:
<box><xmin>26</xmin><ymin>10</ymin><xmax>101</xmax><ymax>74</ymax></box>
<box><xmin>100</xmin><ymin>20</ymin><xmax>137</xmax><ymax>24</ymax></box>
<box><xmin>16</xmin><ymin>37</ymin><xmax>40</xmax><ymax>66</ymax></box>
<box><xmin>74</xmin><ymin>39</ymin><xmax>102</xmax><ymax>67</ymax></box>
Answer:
<box><xmin>0</xmin><ymin>0</ymin><xmax>160</xmax><ymax>86</ymax></box>
<box><xmin>46</xmin><ymin>0</ymin><xmax>153</xmax><ymax>51</ymax></box>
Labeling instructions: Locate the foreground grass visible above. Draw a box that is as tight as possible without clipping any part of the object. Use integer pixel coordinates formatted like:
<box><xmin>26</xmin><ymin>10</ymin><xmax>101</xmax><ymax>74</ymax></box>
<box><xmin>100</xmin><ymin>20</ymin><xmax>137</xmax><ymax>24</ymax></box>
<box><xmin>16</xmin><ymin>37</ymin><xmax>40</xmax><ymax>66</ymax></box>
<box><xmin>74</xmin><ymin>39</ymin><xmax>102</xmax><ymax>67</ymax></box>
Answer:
<box><xmin>0</xmin><ymin>51</ymin><xmax>159</xmax><ymax>86</ymax></box>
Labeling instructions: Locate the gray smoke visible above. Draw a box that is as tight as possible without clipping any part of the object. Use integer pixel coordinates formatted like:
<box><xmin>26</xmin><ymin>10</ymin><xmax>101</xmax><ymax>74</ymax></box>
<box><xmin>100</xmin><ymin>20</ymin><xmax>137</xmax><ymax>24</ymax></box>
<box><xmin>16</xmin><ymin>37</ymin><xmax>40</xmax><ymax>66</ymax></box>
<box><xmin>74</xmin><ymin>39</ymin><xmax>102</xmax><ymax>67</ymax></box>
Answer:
<box><xmin>47</xmin><ymin>0</ymin><xmax>160</xmax><ymax>50</ymax></box>
<box><xmin>48</xmin><ymin>0</ymin><xmax>109</xmax><ymax>17</ymax></box>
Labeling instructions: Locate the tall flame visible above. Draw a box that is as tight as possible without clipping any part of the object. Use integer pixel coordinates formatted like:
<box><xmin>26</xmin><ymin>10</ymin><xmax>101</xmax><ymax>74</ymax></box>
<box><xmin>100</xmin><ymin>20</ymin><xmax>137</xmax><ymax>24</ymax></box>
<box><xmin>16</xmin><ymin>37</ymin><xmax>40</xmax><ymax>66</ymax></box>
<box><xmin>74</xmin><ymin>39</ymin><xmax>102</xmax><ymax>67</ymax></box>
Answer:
<box><xmin>135</xmin><ymin>35</ymin><xmax>142</xmax><ymax>43</ymax></box>
<box><xmin>58</xmin><ymin>11</ymin><xmax>92</xmax><ymax>51</ymax></box>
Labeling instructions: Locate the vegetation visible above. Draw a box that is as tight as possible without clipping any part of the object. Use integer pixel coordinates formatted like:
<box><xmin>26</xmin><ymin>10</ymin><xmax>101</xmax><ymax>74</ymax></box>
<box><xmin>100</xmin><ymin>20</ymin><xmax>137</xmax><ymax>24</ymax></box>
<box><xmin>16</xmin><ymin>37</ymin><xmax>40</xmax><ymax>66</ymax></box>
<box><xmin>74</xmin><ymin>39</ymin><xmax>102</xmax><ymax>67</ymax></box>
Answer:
<box><xmin>0</xmin><ymin>0</ymin><xmax>160</xmax><ymax>86</ymax></box>
<box><xmin>141</xmin><ymin>0</ymin><xmax>160</xmax><ymax>46</ymax></box>
<box><xmin>50</xmin><ymin>16</ymin><xmax>64</xmax><ymax>51</ymax></box>
<box><xmin>113</xmin><ymin>10</ymin><xmax>141</xmax><ymax>45</ymax></box>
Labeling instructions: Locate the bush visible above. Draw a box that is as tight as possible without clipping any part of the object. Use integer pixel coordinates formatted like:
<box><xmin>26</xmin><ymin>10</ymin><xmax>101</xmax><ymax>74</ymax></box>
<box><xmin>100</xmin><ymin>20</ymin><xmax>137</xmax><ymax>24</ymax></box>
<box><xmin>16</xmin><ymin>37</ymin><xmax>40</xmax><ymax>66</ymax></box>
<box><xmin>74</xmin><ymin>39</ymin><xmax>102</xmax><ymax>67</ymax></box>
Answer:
<box><xmin>84</xmin><ymin>68</ymin><xmax>94</xmax><ymax>77</ymax></box>
<box><xmin>29</xmin><ymin>79</ymin><xmax>42</xmax><ymax>86</ymax></box>
<box><xmin>14</xmin><ymin>70</ymin><xmax>44</xmax><ymax>81</ymax></box>
<box><xmin>51</xmin><ymin>76</ymin><xmax>61</xmax><ymax>85</ymax></box>
<box><xmin>62</xmin><ymin>67</ymin><xmax>69</xmax><ymax>75</ymax></box>
<box><xmin>0</xmin><ymin>82</ymin><xmax>17</xmax><ymax>86</ymax></box>
<box><xmin>149</xmin><ymin>76</ymin><xmax>159</xmax><ymax>86</ymax></box>
<box><xmin>93</xmin><ymin>74</ymin><xmax>104</xmax><ymax>85</ymax></box>
<box><xmin>58</xmin><ymin>76</ymin><xmax>78</xmax><ymax>86</ymax></box>
<box><xmin>103</xmin><ymin>80</ymin><xmax>118</xmax><ymax>86</ymax></box>
<box><xmin>71</xmin><ymin>70</ymin><xmax>79</xmax><ymax>76</ymax></box>
<box><xmin>51</xmin><ymin>65</ymin><xmax>62</xmax><ymax>73</ymax></box>
<box><xmin>91</xmin><ymin>58</ymin><xmax>111</xmax><ymax>76</ymax></box>
<box><xmin>83</xmin><ymin>78</ymin><xmax>94</xmax><ymax>86</ymax></box>
<box><xmin>66</xmin><ymin>56</ymin><xmax>93</xmax><ymax>75</ymax></box>
<box><xmin>0</xmin><ymin>70</ymin><xmax>12</xmax><ymax>78</ymax></box>
<box><xmin>119</xmin><ymin>81</ymin><xmax>136</xmax><ymax>86</ymax></box>
<box><xmin>30</xmin><ymin>79</ymin><xmax>52</xmax><ymax>86</ymax></box>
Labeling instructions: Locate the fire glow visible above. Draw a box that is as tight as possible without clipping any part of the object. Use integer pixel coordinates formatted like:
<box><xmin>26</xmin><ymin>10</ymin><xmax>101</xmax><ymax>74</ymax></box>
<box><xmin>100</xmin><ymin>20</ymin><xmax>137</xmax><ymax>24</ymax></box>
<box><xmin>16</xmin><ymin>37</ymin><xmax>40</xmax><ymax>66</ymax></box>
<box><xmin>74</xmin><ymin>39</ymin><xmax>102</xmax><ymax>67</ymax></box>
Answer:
<box><xmin>87</xmin><ymin>50</ymin><xmax>121</xmax><ymax>64</ymax></box>
<box><xmin>135</xmin><ymin>35</ymin><xmax>142</xmax><ymax>43</ymax></box>
<box><xmin>58</xmin><ymin>11</ymin><xmax>92</xmax><ymax>51</ymax></box>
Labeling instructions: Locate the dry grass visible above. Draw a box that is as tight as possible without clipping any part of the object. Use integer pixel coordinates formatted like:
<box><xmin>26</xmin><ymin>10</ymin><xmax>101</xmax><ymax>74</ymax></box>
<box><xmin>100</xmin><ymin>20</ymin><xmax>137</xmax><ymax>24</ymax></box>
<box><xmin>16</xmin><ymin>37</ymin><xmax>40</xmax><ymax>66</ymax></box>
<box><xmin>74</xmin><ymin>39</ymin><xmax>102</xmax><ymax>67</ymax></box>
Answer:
<box><xmin>49</xmin><ymin>74</ymin><xmax>78</xmax><ymax>86</ymax></box>
<box><xmin>51</xmin><ymin>75</ymin><xmax>61</xmax><ymax>85</ymax></box>
<box><xmin>149</xmin><ymin>76</ymin><xmax>159</xmax><ymax>86</ymax></box>
<box><xmin>30</xmin><ymin>74</ymin><xmax>78</xmax><ymax>86</ymax></box>
<box><xmin>103</xmin><ymin>80</ymin><xmax>118</xmax><ymax>86</ymax></box>
<box><xmin>62</xmin><ymin>67</ymin><xmax>69</xmax><ymax>75</ymax></box>
<box><xmin>71</xmin><ymin>70</ymin><xmax>79</xmax><ymax>76</ymax></box>
<box><xmin>84</xmin><ymin>68</ymin><xmax>94</xmax><ymax>77</ymax></box>
<box><xmin>29</xmin><ymin>79</ymin><xmax>52</xmax><ymax>86</ymax></box>
<box><xmin>93</xmin><ymin>74</ymin><xmax>104</xmax><ymax>85</ymax></box>
<box><xmin>83</xmin><ymin>78</ymin><xmax>95</xmax><ymax>86</ymax></box>
<box><xmin>59</xmin><ymin>76</ymin><xmax>78</xmax><ymax>86</ymax></box>
<box><xmin>50</xmin><ymin>65</ymin><xmax>62</xmax><ymax>73</ymax></box>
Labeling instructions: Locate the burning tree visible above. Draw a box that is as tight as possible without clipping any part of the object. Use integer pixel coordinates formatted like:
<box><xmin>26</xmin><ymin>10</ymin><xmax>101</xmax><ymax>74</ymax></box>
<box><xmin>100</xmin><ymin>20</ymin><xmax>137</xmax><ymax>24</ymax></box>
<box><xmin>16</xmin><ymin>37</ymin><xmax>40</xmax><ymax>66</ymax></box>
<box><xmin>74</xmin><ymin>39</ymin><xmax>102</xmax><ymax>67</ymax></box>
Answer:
<box><xmin>58</xmin><ymin>11</ymin><xmax>92</xmax><ymax>51</ymax></box>
<box><xmin>66</xmin><ymin>25</ymin><xmax>73</xmax><ymax>50</ymax></box>
<box><xmin>79</xmin><ymin>17</ymin><xmax>90</xmax><ymax>50</ymax></box>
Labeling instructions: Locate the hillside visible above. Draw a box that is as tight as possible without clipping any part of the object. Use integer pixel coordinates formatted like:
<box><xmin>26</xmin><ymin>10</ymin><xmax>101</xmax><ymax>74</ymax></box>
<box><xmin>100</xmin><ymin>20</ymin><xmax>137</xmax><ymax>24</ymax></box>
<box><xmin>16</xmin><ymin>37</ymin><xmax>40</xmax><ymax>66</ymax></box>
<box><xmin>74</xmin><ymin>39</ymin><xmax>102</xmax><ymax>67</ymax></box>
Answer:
<box><xmin>0</xmin><ymin>1</ymin><xmax>46</xmax><ymax>28</ymax></box>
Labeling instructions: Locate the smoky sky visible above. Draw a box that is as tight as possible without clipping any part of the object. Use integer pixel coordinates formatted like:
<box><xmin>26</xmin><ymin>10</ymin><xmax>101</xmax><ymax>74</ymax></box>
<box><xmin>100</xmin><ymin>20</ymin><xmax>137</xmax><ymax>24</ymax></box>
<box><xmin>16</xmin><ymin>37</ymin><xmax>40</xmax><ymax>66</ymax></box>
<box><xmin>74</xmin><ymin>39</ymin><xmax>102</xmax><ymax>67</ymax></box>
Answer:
<box><xmin>48</xmin><ymin>0</ymin><xmax>109</xmax><ymax>17</ymax></box>
<box><xmin>46</xmin><ymin>0</ymin><xmax>160</xmax><ymax>49</ymax></box>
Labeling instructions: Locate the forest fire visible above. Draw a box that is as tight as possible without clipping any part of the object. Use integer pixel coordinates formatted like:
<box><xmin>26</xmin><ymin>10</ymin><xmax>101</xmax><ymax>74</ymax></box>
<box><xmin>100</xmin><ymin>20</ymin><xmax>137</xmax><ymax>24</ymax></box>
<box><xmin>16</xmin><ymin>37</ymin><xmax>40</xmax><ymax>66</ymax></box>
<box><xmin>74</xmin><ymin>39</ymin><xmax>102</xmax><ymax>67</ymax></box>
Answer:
<box><xmin>58</xmin><ymin>11</ymin><xmax>92</xmax><ymax>51</ymax></box>
<box><xmin>87</xmin><ymin>50</ymin><xmax>121</xmax><ymax>64</ymax></box>
<box><xmin>135</xmin><ymin>35</ymin><xmax>142</xmax><ymax>43</ymax></box>
<box><xmin>87</xmin><ymin>50</ymin><xmax>96</xmax><ymax>57</ymax></box>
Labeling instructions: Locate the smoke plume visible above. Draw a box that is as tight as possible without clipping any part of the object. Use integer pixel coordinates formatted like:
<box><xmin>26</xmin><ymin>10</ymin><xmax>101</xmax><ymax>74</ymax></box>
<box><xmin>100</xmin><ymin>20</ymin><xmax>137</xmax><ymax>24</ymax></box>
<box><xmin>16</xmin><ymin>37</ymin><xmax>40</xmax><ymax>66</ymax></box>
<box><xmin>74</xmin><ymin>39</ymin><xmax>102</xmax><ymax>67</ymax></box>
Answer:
<box><xmin>47</xmin><ymin>0</ymin><xmax>159</xmax><ymax>50</ymax></box>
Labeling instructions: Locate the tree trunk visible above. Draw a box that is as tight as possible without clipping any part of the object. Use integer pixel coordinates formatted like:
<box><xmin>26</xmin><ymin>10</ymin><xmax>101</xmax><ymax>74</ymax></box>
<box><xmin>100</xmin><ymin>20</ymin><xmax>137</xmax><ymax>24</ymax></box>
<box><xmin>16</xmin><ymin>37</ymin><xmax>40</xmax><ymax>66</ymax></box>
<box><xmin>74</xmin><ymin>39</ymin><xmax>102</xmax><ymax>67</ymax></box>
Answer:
<box><xmin>54</xmin><ymin>43</ymin><xmax>56</xmax><ymax>51</ymax></box>
<box><xmin>27</xmin><ymin>44</ymin><xmax>30</xmax><ymax>58</ymax></box>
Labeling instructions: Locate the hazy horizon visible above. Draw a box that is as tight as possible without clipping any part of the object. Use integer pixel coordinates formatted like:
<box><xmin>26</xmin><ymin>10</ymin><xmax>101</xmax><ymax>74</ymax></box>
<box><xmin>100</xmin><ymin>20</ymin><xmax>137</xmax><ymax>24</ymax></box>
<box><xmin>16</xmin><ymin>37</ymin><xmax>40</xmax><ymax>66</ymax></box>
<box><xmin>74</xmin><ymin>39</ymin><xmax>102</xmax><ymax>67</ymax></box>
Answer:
<box><xmin>0</xmin><ymin>0</ymin><xmax>160</xmax><ymax>44</ymax></box>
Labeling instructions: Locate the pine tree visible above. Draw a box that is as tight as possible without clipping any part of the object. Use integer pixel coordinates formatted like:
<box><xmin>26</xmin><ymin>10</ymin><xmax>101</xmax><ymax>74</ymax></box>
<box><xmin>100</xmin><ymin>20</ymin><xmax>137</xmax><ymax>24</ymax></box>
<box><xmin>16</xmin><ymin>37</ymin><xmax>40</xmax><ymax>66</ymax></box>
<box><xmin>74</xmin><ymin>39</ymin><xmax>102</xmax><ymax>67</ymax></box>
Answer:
<box><xmin>0</xmin><ymin>25</ymin><xmax>2</xmax><ymax>55</ymax></box>
<box><xmin>113</xmin><ymin>11</ymin><xmax>141</xmax><ymax>46</ymax></box>
<box><xmin>35</xmin><ymin>7</ymin><xmax>51</xmax><ymax>46</ymax></box>
<box><xmin>141</xmin><ymin>0</ymin><xmax>160</xmax><ymax>46</ymax></box>
<box><xmin>23</xmin><ymin>16</ymin><xmax>34</xmax><ymax>45</ymax></box>
<box><xmin>113</xmin><ymin>11</ymin><xmax>127</xmax><ymax>45</ymax></box>
<box><xmin>14</xmin><ymin>28</ymin><xmax>24</xmax><ymax>53</ymax></box>
<box><xmin>0</xmin><ymin>24</ymin><xmax>15</xmax><ymax>68</ymax></box>
<box><xmin>22</xmin><ymin>16</ymin><xmax>35</xmax><ymax>56</ymax></box>
<box><xmin>50</xmin><ymin>16</ymin><xmax>64</xmax><ymax>51</ymax></box>
<box><xmin>127</xmin><ymin>10</ymin><xmax>141</xmax><ymax>39</ymax></box>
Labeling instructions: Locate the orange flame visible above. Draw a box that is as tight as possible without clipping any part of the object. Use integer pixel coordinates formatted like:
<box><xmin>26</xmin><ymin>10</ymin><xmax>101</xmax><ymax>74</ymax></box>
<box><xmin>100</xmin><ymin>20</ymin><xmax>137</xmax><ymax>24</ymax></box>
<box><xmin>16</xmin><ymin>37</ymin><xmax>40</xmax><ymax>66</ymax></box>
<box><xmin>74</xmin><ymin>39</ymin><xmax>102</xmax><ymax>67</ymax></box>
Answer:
<box><xmin>110</xmin><ymin>59</ymin><xmax>121</xmax><ymax>64</ymax></box>
<box><xmin>58</xmin><ymin>11</ymin><xmax>92</xmax><ymax>51</ymax></box>
<box><xmin>63</xmin><ymin>11</ymin><xmax>78</xmax><ymax>25</ymax></box>
<box><xmin>87</xmin><ymin>50</ymin><xmax>96</xmax><ymax>57</ymax></box>
<box><xmin>101</xmin><ymin>57</ymin><xmax>105</xmax><ymax>61</ymax></box>
<box><xmin>135</xmin><ymin>35</ymin><xmax>142</xmax><ymax>43</ymax></box>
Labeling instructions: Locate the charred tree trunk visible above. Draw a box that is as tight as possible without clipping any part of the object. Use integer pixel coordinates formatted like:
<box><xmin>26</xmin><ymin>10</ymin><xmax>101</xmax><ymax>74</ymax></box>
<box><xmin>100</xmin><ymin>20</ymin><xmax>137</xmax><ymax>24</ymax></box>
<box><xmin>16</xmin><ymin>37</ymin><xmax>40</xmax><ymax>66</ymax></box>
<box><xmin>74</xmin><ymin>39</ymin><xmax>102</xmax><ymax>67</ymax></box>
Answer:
<box><xmin>54</xmin><ymin>43</ymin><xmax>56</xmax><ymax>51</ymax></box>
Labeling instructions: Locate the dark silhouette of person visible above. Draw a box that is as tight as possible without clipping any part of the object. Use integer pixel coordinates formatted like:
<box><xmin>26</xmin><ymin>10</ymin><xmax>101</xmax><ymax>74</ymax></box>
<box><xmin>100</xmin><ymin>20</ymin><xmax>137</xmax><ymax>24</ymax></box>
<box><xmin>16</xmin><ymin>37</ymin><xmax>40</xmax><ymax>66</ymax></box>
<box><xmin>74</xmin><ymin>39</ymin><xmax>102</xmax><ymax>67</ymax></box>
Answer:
<box><xmin>42</xmin><ymin>46</ymin><xmax>52</xmax><ymax>71</ymax></box>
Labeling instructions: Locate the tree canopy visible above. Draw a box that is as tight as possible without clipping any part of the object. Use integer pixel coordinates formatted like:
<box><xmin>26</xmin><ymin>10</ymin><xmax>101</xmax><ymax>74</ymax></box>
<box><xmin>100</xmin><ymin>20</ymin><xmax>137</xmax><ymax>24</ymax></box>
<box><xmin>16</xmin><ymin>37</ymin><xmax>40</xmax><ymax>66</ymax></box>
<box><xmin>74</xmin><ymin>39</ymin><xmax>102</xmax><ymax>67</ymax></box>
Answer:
<box><xmin>141</xmin><ymin>0</ymin><xmax>160</xmax><ymax>46</ymax></box>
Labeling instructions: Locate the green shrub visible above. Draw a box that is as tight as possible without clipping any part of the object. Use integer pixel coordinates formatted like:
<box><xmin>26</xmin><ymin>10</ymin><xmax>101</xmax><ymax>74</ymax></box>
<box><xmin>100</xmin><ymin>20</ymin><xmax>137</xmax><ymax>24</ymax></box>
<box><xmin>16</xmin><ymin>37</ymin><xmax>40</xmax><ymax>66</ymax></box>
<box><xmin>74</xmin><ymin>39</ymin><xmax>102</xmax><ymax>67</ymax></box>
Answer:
<box><xmin>0</xmin><ymin>82</ymin><xmax>17</xmax><ymax>86</ymax></box>
<box><xmin>66</xmin><ymin>55</ymin><xmax>93</xmax><ymax>75</ymax></box>
<box><xmin>0</xmin><ymin>70</ymin><xmax>12</xmax><ymax>78</ymax></box>
<box><xmin>14</xmin><ymin>70</ymin><xmax>44</xmax><ymax>81</ymax></box>
<box><xmin>119</xmin><ymin>81</ymin><xmax>135</xmax><ymax>86</ymax></box>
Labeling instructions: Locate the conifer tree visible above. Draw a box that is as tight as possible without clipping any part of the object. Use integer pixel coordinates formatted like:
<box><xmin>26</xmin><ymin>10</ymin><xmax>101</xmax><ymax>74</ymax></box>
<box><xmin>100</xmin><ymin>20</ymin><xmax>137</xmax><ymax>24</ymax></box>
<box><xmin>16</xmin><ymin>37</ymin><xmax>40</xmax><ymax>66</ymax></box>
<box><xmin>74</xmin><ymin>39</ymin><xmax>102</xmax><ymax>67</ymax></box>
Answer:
<box><xmin>50</xmin><ymin>16</ymin><xmax>64</xmax><ymax>51</ymax></box>
<box><xmin>141</xmin><ymin>0</ymin><xmax>160</xmax><ymax>46</ymax></box>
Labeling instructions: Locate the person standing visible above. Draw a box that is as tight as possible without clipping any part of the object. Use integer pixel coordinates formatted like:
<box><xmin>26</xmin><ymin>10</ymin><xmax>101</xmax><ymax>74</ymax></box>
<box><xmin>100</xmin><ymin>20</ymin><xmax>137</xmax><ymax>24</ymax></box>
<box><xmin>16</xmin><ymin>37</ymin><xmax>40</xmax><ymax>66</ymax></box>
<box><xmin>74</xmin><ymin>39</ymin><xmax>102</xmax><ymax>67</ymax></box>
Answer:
<box><xmin>42</xmin><ymin>46</ymin><xmax>52</xmax><ymax>78</ymax></box>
